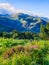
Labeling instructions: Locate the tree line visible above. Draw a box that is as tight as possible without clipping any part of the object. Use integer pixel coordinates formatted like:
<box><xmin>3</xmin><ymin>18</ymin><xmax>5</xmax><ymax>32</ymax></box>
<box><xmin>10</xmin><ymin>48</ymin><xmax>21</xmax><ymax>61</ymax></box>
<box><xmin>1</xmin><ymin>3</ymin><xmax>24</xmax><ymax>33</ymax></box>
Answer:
<box><xmin>0</xmin><ymin>23</ymin><xmax>49</xmax><ymax>40</ymax></box>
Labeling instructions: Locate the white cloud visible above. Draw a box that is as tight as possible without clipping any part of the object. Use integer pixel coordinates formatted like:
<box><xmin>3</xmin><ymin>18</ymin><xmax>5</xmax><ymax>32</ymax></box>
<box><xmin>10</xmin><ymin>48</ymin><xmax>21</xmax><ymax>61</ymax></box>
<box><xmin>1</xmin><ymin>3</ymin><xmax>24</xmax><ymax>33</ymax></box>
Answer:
<box><xmin>0</xmin><ymin>3</ymin><xmax>26</xmax><ymax>14</ymax></box>
<box><xmin>0</xmin><ymin>3</ymin><xmax>49</xmax><ymax>18</ymax></box>
<box><xmin>0</xmin><ymin>3</ymin><xmax>17</xmax><ymax>13</ymax></box>
<box><xmin>0</xmin><ymin>3</ymin><xmax>33</xmax><ymax>14</ymax></box>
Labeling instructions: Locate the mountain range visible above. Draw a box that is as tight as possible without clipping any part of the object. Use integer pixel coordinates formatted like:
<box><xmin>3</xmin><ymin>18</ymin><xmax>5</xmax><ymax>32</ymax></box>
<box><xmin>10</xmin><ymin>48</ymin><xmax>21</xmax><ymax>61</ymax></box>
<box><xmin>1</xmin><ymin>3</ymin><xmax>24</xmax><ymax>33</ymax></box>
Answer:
<box><xmin>0</xmin><ymin>4</ymin><xmax>49</xmax><ymax>33</ymax></box>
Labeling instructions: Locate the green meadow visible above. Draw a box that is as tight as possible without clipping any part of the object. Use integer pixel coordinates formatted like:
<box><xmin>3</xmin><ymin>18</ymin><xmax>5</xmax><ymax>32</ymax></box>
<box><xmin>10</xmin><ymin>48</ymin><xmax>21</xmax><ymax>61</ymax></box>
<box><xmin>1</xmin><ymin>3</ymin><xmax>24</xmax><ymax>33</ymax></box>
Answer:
<box><xmin>0</xmin><ymin>38</ymin><xmax>49</xmax><ymax>65</ymax></box>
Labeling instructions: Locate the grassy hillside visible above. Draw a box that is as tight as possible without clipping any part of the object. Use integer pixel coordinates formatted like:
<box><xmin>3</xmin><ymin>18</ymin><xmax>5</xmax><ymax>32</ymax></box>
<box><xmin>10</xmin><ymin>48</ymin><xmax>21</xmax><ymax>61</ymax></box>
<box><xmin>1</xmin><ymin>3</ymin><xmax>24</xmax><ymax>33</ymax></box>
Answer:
<box><xmin>0</xmin><ymin>38</ymin><xmax>49</xmax><ymax>65</ymax></box>
<box><xmin>0</xmin><ymin>20</ymin><xmax>49</xmax><ymax>65</ymax></box>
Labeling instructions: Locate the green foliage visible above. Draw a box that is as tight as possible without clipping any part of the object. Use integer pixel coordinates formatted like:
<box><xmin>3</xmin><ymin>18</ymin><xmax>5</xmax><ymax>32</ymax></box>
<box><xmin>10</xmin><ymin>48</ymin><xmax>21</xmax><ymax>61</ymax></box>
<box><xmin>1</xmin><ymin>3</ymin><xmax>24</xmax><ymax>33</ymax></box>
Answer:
<box><xmin>11</xmin><ymin>53</ymin><xmax>32</xmax><ymax>65</ymax></box>
<box><xmin>0</xmin><ymin>38</ymin><xmax>49</xmax><ymax>65</ymax></box>
<box><xmin>46</xmin><ymin>23</ymin><xmax>49</xmax><ymax>30</ymax></box>
<box><xmin>0</xmin><ymin>38</ymin><xmax>28</xmax><ymax>47</ymax></box>
<box><xmin>0</xmin><ymin>22</ymin><xmax>49</xmax><ymax>40</ymax></box>
<box><xmin>39</xmin><ymin>23</ymin><xmax>49</xmax><ymax>40</ymax></box>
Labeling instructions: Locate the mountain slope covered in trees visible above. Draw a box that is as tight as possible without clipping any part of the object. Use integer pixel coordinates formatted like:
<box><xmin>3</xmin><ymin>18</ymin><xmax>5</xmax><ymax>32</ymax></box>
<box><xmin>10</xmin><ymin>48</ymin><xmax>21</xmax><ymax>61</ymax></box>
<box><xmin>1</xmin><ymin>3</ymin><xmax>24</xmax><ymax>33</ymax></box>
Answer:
<box><xmin>0</xmin><ymin>13</ymin><xmax>48</xmax><ymax>33</ymax></box>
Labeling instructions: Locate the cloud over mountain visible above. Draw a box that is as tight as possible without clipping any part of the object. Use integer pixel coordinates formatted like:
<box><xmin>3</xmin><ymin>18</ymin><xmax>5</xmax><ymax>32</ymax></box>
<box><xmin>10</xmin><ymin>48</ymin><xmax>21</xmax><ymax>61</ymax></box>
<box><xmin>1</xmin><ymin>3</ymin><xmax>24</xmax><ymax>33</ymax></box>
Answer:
<box><xmin>0</xmin><ymin>2</ymin><xmax>49</xmax><ymax>18</ymax></box>
<box><xmin>0</xmin><ymin>3</ymin><xmax>48</xmax><ymax>33</ymax></box>
<box><xmin>0</xmin><ymin>3</ymin><xmax>44</xmax><ymax>17</ymax></box>
<box><xmin>0</xmin><ymin>3</ymin><xmax>31</xmax><ymax>14</ymax></box>
<box><xmin>0</xmin><ymin>3</ymin><xmax>17</xmax><ymax>14</ymax></box>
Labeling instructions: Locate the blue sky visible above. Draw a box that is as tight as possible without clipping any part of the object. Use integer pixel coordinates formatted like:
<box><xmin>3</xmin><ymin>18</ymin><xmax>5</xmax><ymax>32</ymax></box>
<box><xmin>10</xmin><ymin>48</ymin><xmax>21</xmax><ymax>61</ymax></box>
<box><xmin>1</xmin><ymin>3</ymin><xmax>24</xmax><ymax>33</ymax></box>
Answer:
<box><xmin>0</xmin><ymin>0</ymin><xmax>49</xmax><ymax>18</ymax></box>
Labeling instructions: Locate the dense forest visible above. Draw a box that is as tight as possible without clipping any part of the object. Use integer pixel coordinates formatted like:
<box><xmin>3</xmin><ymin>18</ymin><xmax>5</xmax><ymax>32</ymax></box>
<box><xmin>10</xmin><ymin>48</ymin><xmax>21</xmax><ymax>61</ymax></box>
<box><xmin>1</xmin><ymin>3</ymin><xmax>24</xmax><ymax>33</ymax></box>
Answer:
<box><xmin>0</xmin><ymin>23</ymin><xmax>49</xmax><ymax>40</ymax></box>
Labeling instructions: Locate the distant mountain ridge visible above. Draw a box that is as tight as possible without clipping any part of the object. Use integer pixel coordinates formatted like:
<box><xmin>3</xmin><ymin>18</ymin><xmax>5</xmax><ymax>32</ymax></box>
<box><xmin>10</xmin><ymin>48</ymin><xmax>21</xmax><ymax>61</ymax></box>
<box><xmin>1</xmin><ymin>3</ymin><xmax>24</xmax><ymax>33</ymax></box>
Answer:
<box><xmin>0</xmin><ymin>3</ymin><xmax>49</xmax><ymax>33</ymax></box>
<box><xmin>0</xmin><ymin>12</ymin><xmax>48</xmax><ymax>33</ymax></box>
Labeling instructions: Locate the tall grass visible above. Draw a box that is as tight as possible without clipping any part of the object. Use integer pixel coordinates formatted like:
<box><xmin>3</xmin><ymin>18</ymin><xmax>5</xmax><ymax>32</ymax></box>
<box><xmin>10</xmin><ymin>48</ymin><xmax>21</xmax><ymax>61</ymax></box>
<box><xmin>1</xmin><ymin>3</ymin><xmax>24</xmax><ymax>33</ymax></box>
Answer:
<box><xmin>0</xmin><ymin>38</ymin><xmax>49</xmax><ymax>65</ymax></box>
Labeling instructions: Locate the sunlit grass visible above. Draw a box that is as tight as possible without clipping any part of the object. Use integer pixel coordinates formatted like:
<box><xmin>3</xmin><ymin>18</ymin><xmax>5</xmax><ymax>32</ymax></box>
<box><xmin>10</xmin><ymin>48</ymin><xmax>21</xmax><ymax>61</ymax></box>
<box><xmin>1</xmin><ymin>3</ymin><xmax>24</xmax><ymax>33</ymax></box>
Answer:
<box><xmin>0</xmin><ymin>38</ymin><xmax>49</xmax><ymax>65</ymax></box>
